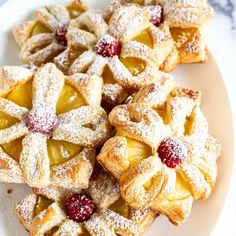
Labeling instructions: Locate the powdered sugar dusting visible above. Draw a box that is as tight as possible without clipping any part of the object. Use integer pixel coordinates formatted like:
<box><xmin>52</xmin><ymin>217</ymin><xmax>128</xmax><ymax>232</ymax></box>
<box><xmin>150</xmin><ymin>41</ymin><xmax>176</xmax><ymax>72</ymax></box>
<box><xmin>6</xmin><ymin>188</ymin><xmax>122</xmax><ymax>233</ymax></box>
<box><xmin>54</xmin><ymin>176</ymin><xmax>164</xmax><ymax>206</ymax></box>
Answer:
<box><xmin>0</xmin><ymin>98</ymin><xmax>28</xmax><ymax>119</ymax></box>
<box><xmin>62</xmin><ymin>5</ymin><xmax>173</xmax><ymax>104</ymax></box>
<box><xmin>95</xmin><ymin>34</ymin><xmax>121</xmax><ymax>57</ymax></box>
<box><xmin>15</xmin><ymin>4</ymin><xmax>73</xmax><ymax>66</ymax></box>
<box><xmin>144</xmin><ymin>5</ymin><xmax>163</xmax><ymax>27</ymax></box>
<box><xmin>24</xmin><ymin>105</ymin><xmax>58</xmax><ymax>136</ymax></box>
<box><xmin>15</xmin><ymin>194</ymin><xmax>37</xmax><ymax>230</ymax></box>
<box><xmin>15</xmin><ymin>169</ymin><xmax>154</xmax><ymax>235</ymax></box>
<box><xmin>131</xmin><ymin>208</ymin><xmax>149</xmax><ymax>222</ymax></box>
<box><xmin>102</xmin><ymin>209</ymin><xmax>138</xmax><ymax>233</ymax></box>
<box><xmin>100</xmin><ymin>79</ymin><xmax>220</xmax><ymax>223</ymax></box>
<box><xmin>0</xmin><ymin>63</ymin><xmax>109</xmax><ymax>189</ymax></box>
<box><xmin>53</xmin><ymin>106</ymin><xmax>111</xmax><ymax>147</ymax></box>
<box><xmin>164</xmin><ymin>0</ymin><xmax>214</xmax><ymax>27</ymax></box>
<box><xmin>158</xmin><ymin>137</ymin><xmax>187</xmax><ymax>168</ymax></box>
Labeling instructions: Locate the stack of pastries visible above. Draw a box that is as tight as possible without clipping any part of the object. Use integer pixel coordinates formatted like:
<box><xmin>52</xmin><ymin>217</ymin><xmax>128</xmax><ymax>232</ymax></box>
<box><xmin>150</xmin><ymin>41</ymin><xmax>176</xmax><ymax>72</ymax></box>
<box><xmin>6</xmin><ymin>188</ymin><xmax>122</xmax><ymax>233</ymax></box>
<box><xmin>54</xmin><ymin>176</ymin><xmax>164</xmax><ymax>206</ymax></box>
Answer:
<box><xmin>0</xmin><ymin>0</ymin><xmax>220</xmax><ymax>235</ymax></box>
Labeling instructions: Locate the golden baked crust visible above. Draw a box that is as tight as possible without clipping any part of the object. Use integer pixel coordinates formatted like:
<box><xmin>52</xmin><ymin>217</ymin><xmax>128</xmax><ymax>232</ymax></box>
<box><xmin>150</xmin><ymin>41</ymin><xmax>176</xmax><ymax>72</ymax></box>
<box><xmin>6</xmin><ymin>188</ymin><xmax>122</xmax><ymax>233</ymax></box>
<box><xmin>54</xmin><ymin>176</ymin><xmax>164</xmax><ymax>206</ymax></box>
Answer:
<box><xmin>54</xmin><ymin>5</ymin><xmax>174</xmax><ymax>110</ymax></box>
<box><xmin>15</xmin><ymin>168</ymin><xmax>157</xmax><ymax>235</ymax></box>
<box><xmin>106</xmin><ymin>0</ymin><xmax>214</xmax><ymax>72</ymax></box>
<box><xmin>13</xmin><ymin>1</ymin><xmax>87</xmax><ymax>66</ymax></box>
<box><xmin>0</xmin><ymin>63</ymin><xmax>111</xmax><ymax>188</ymax></box>
<box><xmin>97</xmin><ymin>72</ymin><xmax>220</xmax><ymax>224</ymax></box>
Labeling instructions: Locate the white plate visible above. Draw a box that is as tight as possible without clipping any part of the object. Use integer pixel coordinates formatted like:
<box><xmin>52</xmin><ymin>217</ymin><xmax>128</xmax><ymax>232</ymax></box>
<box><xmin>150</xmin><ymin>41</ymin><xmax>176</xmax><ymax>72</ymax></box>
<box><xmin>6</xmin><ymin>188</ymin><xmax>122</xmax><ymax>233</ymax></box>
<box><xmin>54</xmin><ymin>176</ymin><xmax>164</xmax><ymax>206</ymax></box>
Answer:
<box><xmin>0</xmin><ymin>0</ymin><xmax>234</xmax><ymax>235</ymax></box>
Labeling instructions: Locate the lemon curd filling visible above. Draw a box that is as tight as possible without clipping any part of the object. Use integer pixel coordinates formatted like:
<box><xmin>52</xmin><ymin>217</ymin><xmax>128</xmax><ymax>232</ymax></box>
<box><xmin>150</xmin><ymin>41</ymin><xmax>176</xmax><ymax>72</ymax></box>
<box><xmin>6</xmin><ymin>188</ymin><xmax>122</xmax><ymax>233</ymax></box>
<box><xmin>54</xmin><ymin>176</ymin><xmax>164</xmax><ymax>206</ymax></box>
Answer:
<box><xmin>7</xmin><ymin>80</ymin><xmax>33</xmax><ymax>110</ymax></box>
<box><xmin>56</xmin><ymin>83</ymin><xmax>86</xmax><ymax>114</ymax></box>
<box><xmin>0</xmin><ymin>79</ymin><xmax>85</xmax><ymax>166</ymax></box>
<box><xmin>47</xmin><ymin>140</ymin><xmax>82</xmax><ymax>166</ymax></box>
<box><xmin>66</xmin><ymin>1</ymin><xmax>85</xmax><ymax>19</ymax></box>
<box><xmin>170</xmin><ymin>27</ymin><xmax>197</xmax><ymax>50</ymax></box>
<box><xmin>120</xmin><ymin>57</ymin><xmax>146</xmax><ymax>76</ymax></box>
<box><xmin>67</xmin><ymin>47</ymin><xmax>87</xmax><ymax>69</ymax></box>
<box><xmin>0</xmin><ymin>112</ymin><xmax>19</xmax><ymax>130</ymax></box>
<box><xmin>34</xmin><ymin>195</ymin><xmax>58</xmax><ymax>236</ymax></box>
<box><xmin>102</xmin><ymin>65</ymin><xmax>117</xmax><ymax>85</ymax></box>
<box><xmin>102</xmin><ymin>57</ymin><xmax>146</xmax><ymax>86</ymax></box>
<box><xmin>31</xmin><ymin>22</ymin><xmax>52</xmax><ymax>36</ymax></box>
<box><xmin>2</xmin><ymin>138</ymin><xmax>23</xmax><ymax>162</ymax></box>
<box><xmin>168</xmin><ymin>173</ymin><xmax>191</xmax><ymax>201</ymax></box>
<box><xmin>34</xmin><ymin>195</ymin><xmax>54</xmax><ymax>216</ymax></box>
<box><xmin>132</xmin><ymin>29</ymin><xmax>153</xmax><ymax>48</ymax></box>
<box><xmin>126</xmin><ymin>138</ymin><xmax>152</xmax><ymax>164</ymax></box>
<box><xmin>131</xmin><ymin>0</ymin><xmax>145</xmax><ymax>5</ymax></box>
<box><xmin>109</xmin><ymin>197</ymin><xmax>130</xmax><ymax>218</ymax></box>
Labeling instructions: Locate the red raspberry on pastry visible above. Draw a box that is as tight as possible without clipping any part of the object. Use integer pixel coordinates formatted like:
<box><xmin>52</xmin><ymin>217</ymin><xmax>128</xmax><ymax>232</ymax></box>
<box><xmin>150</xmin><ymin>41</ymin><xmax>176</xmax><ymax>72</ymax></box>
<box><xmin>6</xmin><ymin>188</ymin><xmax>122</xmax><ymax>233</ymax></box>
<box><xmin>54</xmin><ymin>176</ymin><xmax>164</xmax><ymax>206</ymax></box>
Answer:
<box><xmin>25</xmin><ymin>106</ymin><xmax>58</xmax><ymax>136</ymax></box>
<box><xmin>145</xmin><ymin>5</ymin><xmax>164</xmax><ymax>27</ymax></box>
<box><xmin>55</xmin><ymin>21</ymin><xmax>69</xmax><ymax>46</ymax></box>
<box><xmin>157</xmin><ymin>137</ymin><xmax>187</xmax><ymax>168</ymax></box>
<box><xmin>65</xmin><ymin>194</ymin><xmax>96</xmax><ymax>223</ymax></box>
<box><xmin>95</xmin><ymin>34</ymin><xmax>121</xmax><ymax>57</ymax></box>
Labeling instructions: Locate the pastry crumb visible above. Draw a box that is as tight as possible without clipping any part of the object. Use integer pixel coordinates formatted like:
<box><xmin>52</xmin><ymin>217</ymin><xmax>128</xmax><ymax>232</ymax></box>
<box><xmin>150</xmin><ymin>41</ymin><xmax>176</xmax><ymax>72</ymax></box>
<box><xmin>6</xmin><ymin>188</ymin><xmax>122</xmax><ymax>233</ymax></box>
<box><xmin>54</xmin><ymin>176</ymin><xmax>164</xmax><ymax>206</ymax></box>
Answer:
<box><xmin>7</xmin><ymin>189</ymin><xmax>13</xmax><ymax>194</ymax></box>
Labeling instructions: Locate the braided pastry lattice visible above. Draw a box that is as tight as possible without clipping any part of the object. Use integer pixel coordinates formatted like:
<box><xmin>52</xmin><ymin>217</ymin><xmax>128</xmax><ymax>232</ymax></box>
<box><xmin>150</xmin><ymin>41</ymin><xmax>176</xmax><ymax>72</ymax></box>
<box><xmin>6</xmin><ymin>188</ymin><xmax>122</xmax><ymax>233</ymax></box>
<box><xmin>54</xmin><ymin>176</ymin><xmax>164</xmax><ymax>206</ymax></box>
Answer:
<box><xmin>106</xmin><ymin>0</ymin><xmax>214</xmax><ymax>72</ymax></box>
<box><xmin>54</xmin><ymin>4</ymin><xmax>174</xmax><ymax>110</ymax></box>
<box><xmin>0</xmin><ymin>63</ymin><xmax>111</xmax><ymax>188</ymax></box>
<box><xmin>13</xmin><ymin>1</ymin><xmax>87</xmax><ymax>66</ymax></box>
<box><xmin>15</xmin><ymin>168</ymin><xmax>157</xmax><ymax>235</ymax></box>
<box><xmin>98</xmin><ymin>73</ymin><xmax>220</xmax><ymax>224</ymax></box>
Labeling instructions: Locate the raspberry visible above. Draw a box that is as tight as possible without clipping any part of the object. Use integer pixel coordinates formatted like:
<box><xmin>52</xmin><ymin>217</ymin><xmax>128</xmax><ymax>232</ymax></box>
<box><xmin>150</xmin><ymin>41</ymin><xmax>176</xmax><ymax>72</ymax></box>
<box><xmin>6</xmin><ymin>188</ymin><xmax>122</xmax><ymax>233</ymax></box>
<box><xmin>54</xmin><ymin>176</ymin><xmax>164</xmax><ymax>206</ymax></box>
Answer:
<box><xmin>145</xmin><ymin>5</ymin><xmax>164</xmax><ymax>27</ymax></box>
<box><xmin>157</xmin><ymin>137</ymin><xmax>187</xmax><ymax>168</ymax></box>
<box><xmin>95</xmin><ymin>34</ymin><xmax>121</xmax><ymax>57</ymax></box>
<box><xmin>25</xmin><ymin>106</ymin><xmax>58</xmax><ymax>136</ymax></box>
<box><xmin>55</xmin><ymin>21</ymin><xmax>69</xmax><ymax>46</ymax></box>
<box><xmin>65</xmin><ymin>194</ymin><xmax>96</xmax><ymax>222</ymax></box>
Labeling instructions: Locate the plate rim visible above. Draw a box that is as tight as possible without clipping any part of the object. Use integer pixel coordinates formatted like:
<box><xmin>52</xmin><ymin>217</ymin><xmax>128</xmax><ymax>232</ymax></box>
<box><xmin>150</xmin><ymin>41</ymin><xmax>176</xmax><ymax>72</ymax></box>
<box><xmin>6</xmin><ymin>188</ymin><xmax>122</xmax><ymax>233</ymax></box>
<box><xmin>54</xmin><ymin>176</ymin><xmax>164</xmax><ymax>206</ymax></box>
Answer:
<box><xmin>206</xmin><ymin>45</ymin><xmax>235</xmax><ymax>234</ymax></box>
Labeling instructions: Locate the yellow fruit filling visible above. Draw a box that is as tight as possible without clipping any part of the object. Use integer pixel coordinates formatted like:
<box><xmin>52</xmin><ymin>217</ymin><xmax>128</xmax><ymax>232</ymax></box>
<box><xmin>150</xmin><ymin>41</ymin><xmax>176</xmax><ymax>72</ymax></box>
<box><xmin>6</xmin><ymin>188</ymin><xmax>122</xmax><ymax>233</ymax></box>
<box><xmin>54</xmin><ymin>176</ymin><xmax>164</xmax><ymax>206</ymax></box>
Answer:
<box><xmin>56</xmin><ymin>83</ymin><xmax>86</xmax><ymax>114</ymax></box>
<box><xmin>0</xmin><ymin>112</ymin><xmax>19</xmax><ymax>130</ymax></box>
<box><xmin>120</xmin><ymin>57</ymin><xmax>146</xmax><ymax>76</ymax></box>
<box><xmin>45</xmin><ymin>227</ymin><xmax>59</xmax><ymax>236</ymax></box>
<box><xmin>184</xmin><ymin>116</ymin><xmax>194</xmax><ymax>136</ymax></box>
<box><xmin>34</xmin><ymin>196</ymin><xmax>54</xmax><ymax>216</ymax></box>
<box><xmin>143</xmin><ymin>173</ymin><xmax>164</xmax><ymax>192</ymax></box>
<box><xmin>67</xmin><ymin>1</ymin><xmax>85</xmax><ymax>19</ymax></box>
<box><xmin>133</xmin><ymin>29</ymin><xmax>153</xmax><ymax>48</ymax></box>
<box><xmin>109</xmin><ymin>197</ymin><xmax>130</xmax><ymax>218</ymax></box>
<box><xmin>80</xmin><ymin>24</ymin><xmax>93</xmax><ymax>34</ymax></box>
<box><xmin>47</xmin><ymin>140</ymin><xmax>82</xmax><ymax>166</ymax></box>
<box><xmin>102</xmin><ymin>65</ymin><xmax>117</xmax><ymax>85</ymax></box>
<box><xmin>7</xmin><ymin>80</ymin><xmax>32</xmax><ymax>110</ymax></box>
<box><xmin>170</xmin><ymin>27</ymin><xmax>197</xmax><ymax>51</ymax></box>
<box><xmin>168</xmin><ymin>173</ymin><xmax>191</xmax><ymax>201</ymax></box>
<box><xmin>31</xmin><ymin>22</ymin><xmax>52</xmax><ymax>36</ymax></box>
<box><xmin>34</xmin><ymin>197</ymin><xmax>59</xmax><ymax>236</ymax></box>
<box><xmin>2</xmin><ymin>137</ymin><xmax>23</xmax><ymax>162</ymax></box>
<box><xmin>131</xmin><ymin>0</ymin><xmax>145</xmax><ymax>5</ymax></box>
<box><xmin>68</xmin><ymin>47</ymin><xmax>87</xmax><ymax>69</ymax></box>
<box><xmin>0</xmin><ymin>80</ymin><xmax>85</xmax><ymax>165</ymax></box>
<box><xmin>126</xmin><ymin>138</ymin><xmax>152</xmax><ymax>164</ymax></box>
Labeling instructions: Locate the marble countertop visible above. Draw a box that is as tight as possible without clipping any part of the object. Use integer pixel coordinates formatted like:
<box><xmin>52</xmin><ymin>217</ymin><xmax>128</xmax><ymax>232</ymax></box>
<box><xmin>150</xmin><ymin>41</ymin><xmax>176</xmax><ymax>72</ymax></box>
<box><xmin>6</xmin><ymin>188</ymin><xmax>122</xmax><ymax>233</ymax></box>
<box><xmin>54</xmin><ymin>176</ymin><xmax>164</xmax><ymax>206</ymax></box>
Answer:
<box><xmin>0</xmin><ymin>0</ymin><xmax>235</xmax><ymax>235</ymax></box>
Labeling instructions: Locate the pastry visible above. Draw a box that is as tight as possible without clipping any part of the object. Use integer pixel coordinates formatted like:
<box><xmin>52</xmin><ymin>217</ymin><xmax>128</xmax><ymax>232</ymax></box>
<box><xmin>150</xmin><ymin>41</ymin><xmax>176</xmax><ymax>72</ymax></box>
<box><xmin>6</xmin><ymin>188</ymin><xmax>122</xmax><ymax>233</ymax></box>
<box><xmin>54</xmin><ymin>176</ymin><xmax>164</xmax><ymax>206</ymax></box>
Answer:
<box><xmin>106</xmin><ymin>0</ymin><xmax>214</xmax><ymax>72</ymax></box>
<box><xmin>15</xmin><ymin>166</ymin><xmax>157</xmax><ymax>235</ymax></box>
<box><xmin>0</xmin><ymin>63</ymin><xmax>111</xmax><ymax>188</ymax></box>
<box><xmin>97</xmin><ymin>72</ymin><xmax>221</xmax><ymax>224</ymax></box>
<box><xmin>13</xmin><ymin>1</ymin><xmax>87</xmax><ymax>66</ymax></box>
<box><xmin>54</xmin><ymin>5</ymin><xmax>174</xmax><ymax>110</ymax></box>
